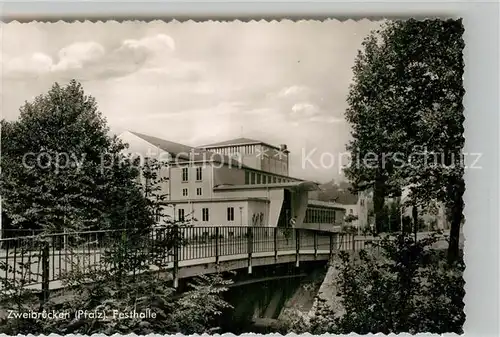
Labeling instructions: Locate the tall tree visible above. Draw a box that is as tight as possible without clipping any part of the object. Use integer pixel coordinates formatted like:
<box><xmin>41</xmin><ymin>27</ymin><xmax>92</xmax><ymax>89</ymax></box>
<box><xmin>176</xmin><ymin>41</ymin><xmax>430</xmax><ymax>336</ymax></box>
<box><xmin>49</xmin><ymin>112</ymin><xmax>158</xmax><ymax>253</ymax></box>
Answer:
<box><xmin>343</xmin><ymin>19</ymin><xmax>465</xmax><ymax>261</ymax></box>
<box><xmin>344</xmin><ymin>26</ymin><xmax>406</xmax><ymax>234</ymax></box>
<box><xmin>1</xmin><ymin>80</ymin><xmax>151</xmax><ymax>233</ymax></box>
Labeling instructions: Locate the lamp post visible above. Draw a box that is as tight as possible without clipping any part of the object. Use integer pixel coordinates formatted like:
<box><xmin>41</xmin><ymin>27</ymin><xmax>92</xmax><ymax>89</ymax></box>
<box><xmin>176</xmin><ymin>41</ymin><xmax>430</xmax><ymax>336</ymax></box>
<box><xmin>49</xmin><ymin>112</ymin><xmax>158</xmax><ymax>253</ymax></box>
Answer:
<box><xmin>400</xmin><ymin>194</ymin><xmax>418</xmax><ymax>241</ymax></box>
<box><xmin>399</xmin><ymin>195</ymin><xmax>406</xmax><ymax>232</ymax></box>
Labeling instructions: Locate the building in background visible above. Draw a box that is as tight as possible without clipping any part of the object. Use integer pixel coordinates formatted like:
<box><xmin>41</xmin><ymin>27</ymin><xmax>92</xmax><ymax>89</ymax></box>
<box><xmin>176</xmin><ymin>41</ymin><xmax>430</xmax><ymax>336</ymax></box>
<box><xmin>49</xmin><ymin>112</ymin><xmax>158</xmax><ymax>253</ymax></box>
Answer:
<box><xmin>119</xmin><ymin>131</ymin><xmax>345</xmax><ymax>231</ymax></box>
<box><xmin>399</xmin><ymin>186</ymin><xmax>449</xmax><ymax>231</ymax></box>
<box><xmin>338</xmin><ymin>191</ymin><xmax>371</xmax><ymax>232</ymax></box>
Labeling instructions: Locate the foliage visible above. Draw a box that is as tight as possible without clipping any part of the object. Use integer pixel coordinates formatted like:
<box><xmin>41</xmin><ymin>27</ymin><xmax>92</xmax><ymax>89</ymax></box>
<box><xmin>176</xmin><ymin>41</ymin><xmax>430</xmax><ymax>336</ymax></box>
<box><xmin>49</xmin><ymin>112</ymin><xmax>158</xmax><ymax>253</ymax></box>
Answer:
<box><xmin>385</xmin><ymin>19</ymin><xmax>465</xmax><ymax>262</ymax></box>
<box><xmin>1</xmin><ymin>80</ymin><xmax>150</xmax><ymax>233</ymax></box>
<box><xmin>340</xmin><ymin>225</ymin><xmax>357</xmax><ymax>235</ymax></box>
<box><xmin>309</xmin><ymin>180</ymin><xmax>358</xmax><ymax>204</ymax></box>
<box><xmin>275</xmin><ymin>308</ymin><xmax>310</xmax><ymax>334</ymax></box>
<box><xmin>173</xmin><ymin>274</ymin><xmax>233</xmax><ymax>334</ymax></box>
<box><xmin>300</xmin><ymin>232</ymin><xmax>465</xmax><ymax>334</ymax></box>
<box><xmin>343</xmin><ymin>18</ymin><xmax>465</xmax><ymax>260</ymax></box>
<box><xmin>0</xmin><ymin>238</ymin><xmax>46</xmax><ymax>334</ymax></box>
<box><xmin>0</xmin><ymin>154</ymin><xmax>233</xmax><ymax>335</ymax></box>
<box><xmin>343</xmin><ymin>21</ymin><xmax>407</xmax><ymax>233</ymax></box>
<box><xmin>343</xmin><ymin>214</ymin><xmax>359</xmax><ymax>224</ymax></box>
<box><xmin>0</xmin><ymin>228</ymin><xmax>233</xmax><ymax>335</ymax></box>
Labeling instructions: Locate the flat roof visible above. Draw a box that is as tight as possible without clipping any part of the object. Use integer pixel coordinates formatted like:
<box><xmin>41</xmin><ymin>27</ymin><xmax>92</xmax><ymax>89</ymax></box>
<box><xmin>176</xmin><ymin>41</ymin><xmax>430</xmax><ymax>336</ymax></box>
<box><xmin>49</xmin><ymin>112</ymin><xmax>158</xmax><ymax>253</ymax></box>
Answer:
<box><xmin>160</xmin><ymin>197</ymin><xmax>269</xmax><ymax>204</ymax></box>
<box><xmin>308</xmin><ymin>199</ymin><xmax>347</xmax><ymax>210</ymax></box>
<box><xmin>200</xmin><ymin>137</ymin><xmax>283</xmax><ymax>151</ymax></box>
<box><xmin>213</xmin><ymin>181</ymin><xmax>321</xmax><ymax>192</ymax></box>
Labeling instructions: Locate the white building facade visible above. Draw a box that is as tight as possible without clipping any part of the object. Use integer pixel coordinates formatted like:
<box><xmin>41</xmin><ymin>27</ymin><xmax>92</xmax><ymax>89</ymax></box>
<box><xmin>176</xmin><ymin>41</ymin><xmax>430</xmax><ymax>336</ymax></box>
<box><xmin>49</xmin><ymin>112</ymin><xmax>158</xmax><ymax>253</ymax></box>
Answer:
<box><xmin>119</xmin><ymin>131</ymin><xmax>345</xmax><ymax>230</ymax></box>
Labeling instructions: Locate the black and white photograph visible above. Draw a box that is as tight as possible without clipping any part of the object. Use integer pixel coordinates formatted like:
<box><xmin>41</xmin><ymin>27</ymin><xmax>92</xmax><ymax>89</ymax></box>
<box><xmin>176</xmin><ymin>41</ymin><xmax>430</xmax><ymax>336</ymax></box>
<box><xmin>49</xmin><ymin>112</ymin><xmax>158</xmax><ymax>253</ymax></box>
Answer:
<box><xmin>1</xmin><ymin>19</ymin><xmax>466</xmax><ymax>334</ymax></box>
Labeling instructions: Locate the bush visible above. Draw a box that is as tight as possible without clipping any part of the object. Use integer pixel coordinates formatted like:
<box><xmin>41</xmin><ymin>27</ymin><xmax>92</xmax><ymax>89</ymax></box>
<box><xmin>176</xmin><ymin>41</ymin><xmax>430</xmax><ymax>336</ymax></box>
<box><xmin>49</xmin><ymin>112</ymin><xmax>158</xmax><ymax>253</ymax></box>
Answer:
<box><xmin>0</xmin><ymin>230</ymin><xmax>233</xmax><ymax>335</ymax></box>
<box><xmin>341</xmin><ymin>225</ymin><xmax>358</xmax><ymax>234</ymax></box>
<box><xmin>285</xmin><ymin>232</ymin><xmax>465</xmax><ymax>334</ymax></box>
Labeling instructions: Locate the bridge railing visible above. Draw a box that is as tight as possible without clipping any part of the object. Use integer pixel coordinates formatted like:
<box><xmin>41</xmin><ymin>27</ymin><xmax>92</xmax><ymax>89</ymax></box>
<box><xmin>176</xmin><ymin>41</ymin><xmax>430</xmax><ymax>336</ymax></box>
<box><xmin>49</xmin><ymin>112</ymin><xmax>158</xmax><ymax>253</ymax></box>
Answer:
<box><xmin>2</xmin><ymin>226</ymin><xmax>430</xmax><ymax>292</ymax></box>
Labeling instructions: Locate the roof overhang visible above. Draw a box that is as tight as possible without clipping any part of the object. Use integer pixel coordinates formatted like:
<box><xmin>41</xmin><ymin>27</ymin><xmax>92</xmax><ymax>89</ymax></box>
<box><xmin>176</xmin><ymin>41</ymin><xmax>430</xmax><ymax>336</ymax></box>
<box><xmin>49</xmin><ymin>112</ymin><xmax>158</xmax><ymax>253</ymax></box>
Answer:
<box><xmin>293</xmin><ymin>181</ymin><xmax>322</xmax><ymax>191</ymax></box>
<box><xmin>213</xmin><ymin>181</ymin><xmax>321</xmax><ymax>192</ymax></box>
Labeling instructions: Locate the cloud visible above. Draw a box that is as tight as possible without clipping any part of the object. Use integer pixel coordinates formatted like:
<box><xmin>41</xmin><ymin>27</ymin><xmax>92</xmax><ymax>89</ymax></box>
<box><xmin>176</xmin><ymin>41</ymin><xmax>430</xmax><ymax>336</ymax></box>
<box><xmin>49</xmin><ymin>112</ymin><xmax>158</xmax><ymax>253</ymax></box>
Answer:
<box><xmin>291</xmin><ymin>102</ymin><xmax>320</xmax><ymax>117</ymax></box>
<box><xmin>309</xmin><ymin>116</ymin><xmax>345</xmax><ymax>124</ymax></box>
<box><xmin>278</xmin><ymin>85</ymin><xmax>310</xmax><ymax>97</ymax></box>
<box><xmin>6</xmin><ymin>52</ymin><xmax>53</xmax><ymax>74</ymax></box>
<box><xmin>4</xmin><ymin>42</ymin><xmax>106</xmax><ymax>76</ymax></box>
<box><xmin>52</xmin><ymin>41</ymin><xmax>105</xmax><ymax>71</ymax></box>
<box><xmin>3</xmin><ymin>34</ymin><xmax>179</xmax><ymax>81</ymax></box>
<box><xmin>122</xmin><ymin>34</ymin><xmax>175</xmax><ymax>53</ymax></box>
<box><xmin>2</xmin><ymin>20</ymin><xmax>383</xmax><ymax>183</ymax></box>
<box><xmin>117</xmin><ymin>34</ymin><xmax>176</xmax><ymax>69</ymax></box>
<box><xmin>289</xmin><ymin>102</ymin><xmax>345</xmax><ymax>124</ymax></box>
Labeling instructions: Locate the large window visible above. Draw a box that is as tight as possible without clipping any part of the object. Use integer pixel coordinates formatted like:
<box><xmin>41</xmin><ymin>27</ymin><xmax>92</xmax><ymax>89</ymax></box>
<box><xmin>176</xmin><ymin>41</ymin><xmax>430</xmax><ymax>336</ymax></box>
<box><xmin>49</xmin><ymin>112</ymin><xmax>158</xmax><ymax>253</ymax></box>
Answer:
<box><xmin>182</xmin><ymin>167</ymin><xmax>188</xmax><ymax>182</ymax></box>
<box><xmin>256</xmin><ymin>174</ymin><xmax>261</xmax><ymax>184</ymax></box>
<box><xmin>182</xmin><ymin>188</ymin><xmax>188</xmax><ymax>196</ymax></box>
<box><xmin>196</xmin><ymin>167</ymin><xmax>202</xmax><ymax>181</ymax></box>
<box><xmin>202</xmin><ymin>208</ymin><xmax>209</xmax><ymax>221</ymax></box>
<box><xmin>227</xmin><ymin>207</ymin><xmax>235</xmax><ymax>221</ymax></box>
<box><xmin>178</xmin><ymin>208</ymin><xmax>185</xmax><ymax>222</ymax></box>
<box><xmin>245</xmin><ymin>171</ymin><xmax>250</xmax><ymax>184</ymax></box>
<box><xmin>304</xmin><ymin>208</ymin><xmax>338</xmax><ymax>224</ymax></box>
<box><xmin>196</xmin><ymin>187</ymin><xmax>202</xmax><ymax>196</ymax></box>
<box><xmin>250</xmin><ymin>172</ymin><xmax>256</xmax><ymax>185</ymax></box>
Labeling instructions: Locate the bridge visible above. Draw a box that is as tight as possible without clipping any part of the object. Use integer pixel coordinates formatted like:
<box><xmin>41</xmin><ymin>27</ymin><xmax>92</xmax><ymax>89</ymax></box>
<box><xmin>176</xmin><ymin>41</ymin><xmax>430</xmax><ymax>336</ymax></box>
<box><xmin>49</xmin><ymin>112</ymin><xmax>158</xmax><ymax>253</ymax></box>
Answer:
<box><xmin>0</xmin><ymin>226</ymin><xmax>449</xmax><ymax>293</ymax></box>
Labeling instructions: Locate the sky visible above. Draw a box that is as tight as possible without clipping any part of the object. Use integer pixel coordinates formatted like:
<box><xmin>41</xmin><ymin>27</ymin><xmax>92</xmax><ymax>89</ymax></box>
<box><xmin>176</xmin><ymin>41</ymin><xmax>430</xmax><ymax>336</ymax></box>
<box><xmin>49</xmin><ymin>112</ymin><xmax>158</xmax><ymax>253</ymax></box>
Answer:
<box><xmin>1</xmin><ymin>20</ymin><xmax>382</xmax><ymax>183</ymax></box>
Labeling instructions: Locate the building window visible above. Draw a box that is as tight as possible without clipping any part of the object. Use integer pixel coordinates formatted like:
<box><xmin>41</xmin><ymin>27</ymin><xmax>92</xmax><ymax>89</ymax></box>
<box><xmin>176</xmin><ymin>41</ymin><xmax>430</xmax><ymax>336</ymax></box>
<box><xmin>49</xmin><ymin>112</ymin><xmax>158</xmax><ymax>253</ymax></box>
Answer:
<box><xmin>360</xmin><ymin>199</ymin><xmax>365</xmax><ymax>206</ymax></box>
<box><xmin>251</xmin><ymin>172</ymin><xmax>256</xmax><ymax>184</ymax></box>
<box><xmin>227</xmin><ymin>207</ymin><xmax>235</xmax><ymax>221</ymax></box>
<box><xmin>273</xmin><ymin>176</ymin><xmax>277</xmax><ymax>183</ymax></box>
<box><xmin>178</xmin><ymin>208</ymin><xmax>185</xmax><ymax>222</ymax></box>
<box><xmin>202</xmin><ymin>208</ymin><xmax>209</xmax><ymax>221</ymax></box>
<box><xmin>245</xmin><ymin>171</ymin><xmax>250</xmax><ymax>184</ymax></box>
<box><xmin>182</xmin><ymin>167</ymin><xmax>188</xmax><ymax>182</ymax></box>
<box><xmin>262</xmin><ymin>175</ymin><xmax>267</xmax><ymax>184</ymax></box>
<box><xmin>196</xmin><ymin>188</ymin><xmax>202</xmax><ymax>196</ymax></box>
<box><xmin>350</xmin><ymin>209</ymin><xmax>353</xmax><ymax>214</ymax></box>
<box><xmin>182</xmin><ymin>188</ymin><xmax>188</xmax><ymax>196</ymax></box>
<box><xmin>256</xmin><ymin>174</ymin><xmax>261</xmax><ymax>184</ymax></box>
<box><xmin>196</xmin><ymin>167</ymin><xmax>202</xmax><ymax>181</ymax></box>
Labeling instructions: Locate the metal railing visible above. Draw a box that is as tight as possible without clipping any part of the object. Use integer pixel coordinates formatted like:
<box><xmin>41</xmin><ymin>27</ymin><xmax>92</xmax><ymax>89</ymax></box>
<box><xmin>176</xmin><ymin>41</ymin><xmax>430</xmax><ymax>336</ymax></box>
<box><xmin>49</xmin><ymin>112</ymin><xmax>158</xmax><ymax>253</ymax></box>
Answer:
<box><xmin>1</xmin><ymin>226</ymin><xmax>446</xmax><ymax>294</ymax></box>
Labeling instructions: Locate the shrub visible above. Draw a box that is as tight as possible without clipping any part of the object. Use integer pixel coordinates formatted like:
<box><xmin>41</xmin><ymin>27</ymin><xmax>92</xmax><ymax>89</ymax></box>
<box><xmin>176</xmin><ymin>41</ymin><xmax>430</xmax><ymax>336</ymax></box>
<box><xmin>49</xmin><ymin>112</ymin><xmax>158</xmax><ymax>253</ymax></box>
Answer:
<box><xmin>0</xmin><ymin>229</ymin><xmax>233</xmax><ymax>335</ymax></box>
<box><xmin>284</xmin><ymin>232</ymin><xmax>465</xmax><ymax>334</ymax></box>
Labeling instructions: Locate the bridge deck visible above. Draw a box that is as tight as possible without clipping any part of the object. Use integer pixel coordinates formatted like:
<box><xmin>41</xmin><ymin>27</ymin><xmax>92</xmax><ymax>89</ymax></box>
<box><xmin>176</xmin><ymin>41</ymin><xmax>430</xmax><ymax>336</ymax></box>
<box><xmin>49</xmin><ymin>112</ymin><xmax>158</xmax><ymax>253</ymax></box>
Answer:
<box><xmin>0</xmin><ymin>228</ymin><xmax>453</xmax><ymax>291</ymax></box>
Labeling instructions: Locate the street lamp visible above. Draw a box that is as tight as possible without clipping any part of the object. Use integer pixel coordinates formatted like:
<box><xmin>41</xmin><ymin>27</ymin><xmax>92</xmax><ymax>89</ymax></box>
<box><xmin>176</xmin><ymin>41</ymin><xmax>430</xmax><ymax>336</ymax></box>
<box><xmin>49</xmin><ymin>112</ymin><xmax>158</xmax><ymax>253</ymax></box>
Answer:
<box><xmin>399</xmin><ymin>195</ymin><xmax>407</xmax><ymax>232</ymax></box>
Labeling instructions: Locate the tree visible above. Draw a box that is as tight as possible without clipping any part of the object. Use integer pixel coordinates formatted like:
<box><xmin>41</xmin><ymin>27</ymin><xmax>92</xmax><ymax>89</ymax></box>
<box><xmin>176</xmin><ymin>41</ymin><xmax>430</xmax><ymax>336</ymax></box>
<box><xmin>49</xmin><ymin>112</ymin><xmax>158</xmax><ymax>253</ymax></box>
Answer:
<box><xmin>1</xmin><ymin>80</ymin><xmax>151</xmax><ymax>233</ymax></box>
<box><xmin>0</xmin><ymin>160</ymin><xmax>233</xmax><ymax>335</ymax></box>
<box><xmin>343</xmin><ymin>19</ymin><xmax>465</xmax><ymax>261</ymax></box>
<box><xmin>318</xmin><ymin>233</ymin><xmax>465</xmax><ymax>334</ymax></box>
<box><xmin>279</xmin><ymin>233</ymin><xmax>465</xmax><ymax>334</ymax></box>
<box><xmin>386</xmin><ymin>19</ymin><xmax>465</xmax><ymax>262</ymax></box>
<box><xmin>343</xmin><ymin>27</ymin><xmax>406</xmax><ymax>234</ymax></box>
